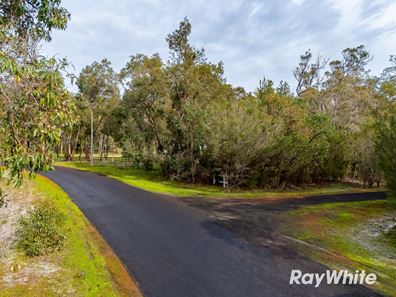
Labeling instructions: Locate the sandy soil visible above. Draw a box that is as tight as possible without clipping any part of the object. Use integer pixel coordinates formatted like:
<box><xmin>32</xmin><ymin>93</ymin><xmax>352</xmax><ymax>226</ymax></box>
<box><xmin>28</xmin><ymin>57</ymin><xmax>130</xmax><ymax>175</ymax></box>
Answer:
<box><xmin>0</xmin><ymin>183</ymin><xmax>60</xmax><ymax>289</ymax></box>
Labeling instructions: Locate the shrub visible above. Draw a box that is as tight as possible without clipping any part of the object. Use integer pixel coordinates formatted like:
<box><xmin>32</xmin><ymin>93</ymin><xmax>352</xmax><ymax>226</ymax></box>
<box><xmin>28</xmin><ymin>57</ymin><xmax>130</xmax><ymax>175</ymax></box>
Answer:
<box><xmin>17</xmin><ymin>201</ymin><xmax>67</xmax><ymax>257</ymax></box>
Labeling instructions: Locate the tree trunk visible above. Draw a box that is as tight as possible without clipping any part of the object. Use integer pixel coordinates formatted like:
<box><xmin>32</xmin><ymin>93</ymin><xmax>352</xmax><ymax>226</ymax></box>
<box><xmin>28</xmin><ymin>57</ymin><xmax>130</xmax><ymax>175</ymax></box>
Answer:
<box><xmin>70</xmin><ymin>126</ymin><xmax>80</xmax><ymax>161</ymax></box>
<box><xmin>67</xmin><ymin>133</ymin><xmax>72</xmax><ymax>161</ymax></box>
<box><xmin>190</xmin><ymin>128</ymin><xmax>195</xmax><ymax>183</ymax></box>
<box><xmin>90</xmin><ymin>107</ymin><xmax>94</xmax><ymax>166</ymax></box>
<box><xmin>99</xmin><ymin>134</ymin><xmax>104</xmax><ymax>161</ymax></box>
<box><xmin>60</xmin><ymin>140</ymin><xmax>63</xmax><ymax>157</ymax></box>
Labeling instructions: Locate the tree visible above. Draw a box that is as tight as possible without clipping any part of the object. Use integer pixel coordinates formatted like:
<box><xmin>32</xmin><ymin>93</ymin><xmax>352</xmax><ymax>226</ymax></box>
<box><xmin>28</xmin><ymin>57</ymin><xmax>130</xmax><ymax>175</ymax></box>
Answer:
<box><xmin>326</xmin><ymin>45</ymin><xmax>372</xmax><ymax>83</ymax></box>
<box><xmin>276</xmin><ymin>80</ymin><xmax>292</xmax><ymax>96</ymax></box>
<box><xmin>0</xmin><ymin>0</ymin><xmax>70</xmax><ymax>40</ymax></box>
<box><xmin>120</xmin><ymin>54</ymin><xmax>170</xmax><ymax>153</ymax></box>
<box><xmin>379</xmin><ymin>55</ymin><xmax>396</xmax><ymax>100</ymax></box>
<box><xmin>293</xmin><ymin>50</ymin><xmax>327</xmax><ymax>96</ymax></box>
<box><xmin>103</xmin><ymin>19</ymin><xmax>387</xmax><ymax>190</ymax></box>
<box><xmin>77</xmin><ymin>59</ymin><xmax>120</xmax><ymax>165</ymax></box>
<box><xmin>375</xmin><ymin>103</ymin><xmax>396</xmax><ymax>196</ymax></box>
<box><xmin>164</xmin><ymin>17</ymin><xmax>227</xmax><ymax>182</ymax></box>
<box><xmin>0</xmin><ymin>0</ymin><xmax>74</xmax><ymax>206</ymax></box>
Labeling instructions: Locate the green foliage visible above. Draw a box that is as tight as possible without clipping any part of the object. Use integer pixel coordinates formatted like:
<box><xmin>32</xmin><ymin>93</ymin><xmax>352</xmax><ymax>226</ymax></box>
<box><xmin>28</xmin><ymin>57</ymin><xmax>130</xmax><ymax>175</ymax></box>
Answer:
<box><xmin>380</xmin><ymin>55</ymin><xmax>396</xmax><ymax>101</ymax></box>
<box><xmin>99</xmin><ymin>19</ymin><xmax>385</xmax><ymax>189</ymax></box>
<box><xmin>77</xmin><ymin>59</ymin><xmax>119</xmax><ymax>103</ymax></box>
<box><xmin>75</xmin><ymin>59</ymin><xmax>120</xmax><ymax>163</ymax></box>
<box><xmin>0</xmin><ymin>0</ymin><xmax>75</xmax><ymax>203</ymax></box>
<box><xmin>375</xmin><ymin>104</ymin><xmax>396</xmax><ymax>196</ymax></box>
<box><xmin>58</xmin><ymin>162</ymin><xmax>375</xmax><ymax>198</ymax></box>
<box><xmin>0</xmin><ymin>0</ymin><xmax>70</xmax><ymax>40</ymax></box>
<box><xmin>17</xmin><ymin>201</ymin><xmax>67</xmax><ymax>256</ymax></box>
<box><xmin>0</xmin><ymin>56</ymin><xmax>74</xmax><ymax>162</ymax></box>
<box><xmin>0</xmin><ymin>33</ymin><xmax>76</xmax><ymax>195</ymax></box>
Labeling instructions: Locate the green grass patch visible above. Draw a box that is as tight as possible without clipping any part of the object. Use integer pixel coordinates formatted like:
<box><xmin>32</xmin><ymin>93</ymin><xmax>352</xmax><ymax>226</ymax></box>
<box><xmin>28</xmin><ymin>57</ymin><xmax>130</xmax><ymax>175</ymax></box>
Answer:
<box><xmin>280</xmin><ymin>199</ymin><xmax>396</xmax><ymax>296</ymax></box>
<box><xmin>55</xmin><ymin>161</ymin><xmax>380</xmax><ymax>199</ymax></box>
<box><xmin>383</xmin><ymin>225</ymin><xmax>396</xmax><ymax>249</ymax></box>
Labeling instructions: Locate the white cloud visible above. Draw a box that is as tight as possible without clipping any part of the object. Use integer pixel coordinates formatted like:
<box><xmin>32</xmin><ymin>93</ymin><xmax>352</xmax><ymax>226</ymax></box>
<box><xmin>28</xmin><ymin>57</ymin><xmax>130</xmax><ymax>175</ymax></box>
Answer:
<box><xmin>42</xmin><ymin>0</ymin><xmax>396</xmax><ymax>92</ymax></box>
<box><xmin>291</xmin><ymin>0</ymin><xmax>305</xmax><ymax>5</ymax></box>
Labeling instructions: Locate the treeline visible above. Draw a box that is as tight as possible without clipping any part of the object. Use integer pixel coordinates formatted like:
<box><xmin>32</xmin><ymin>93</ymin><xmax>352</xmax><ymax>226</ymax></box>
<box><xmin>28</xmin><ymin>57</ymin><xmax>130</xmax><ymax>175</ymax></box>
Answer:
<box><xmin>64</xmin><ymin>18</ymin><xmax>396</xmax><ymax>189</ymax></box>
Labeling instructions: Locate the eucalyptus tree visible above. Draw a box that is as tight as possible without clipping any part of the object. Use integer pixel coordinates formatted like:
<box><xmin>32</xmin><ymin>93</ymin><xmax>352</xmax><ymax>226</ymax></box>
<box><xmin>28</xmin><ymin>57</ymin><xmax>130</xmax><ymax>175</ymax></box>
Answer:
<box><xmin>120</xmin><ymin>53</ymin><xmax>170</xmax><ymax>157</ymax></box>
<box><xmin>0</xmin><ymin>0</ymin><xmax>70</xmax><ymax>40</ymax></box>
<box><xmin>293</xmin><ymin>50</ymin><xmax>328</xmax><ymax>96</ymax></box>
<box><xmin>164</xmin><ymin>18</ymin><xmax>233</xmax><ymax>182</ymax></box>
<box><xmin>0</xmin><ymin>0</ymin><xmax>74</xmax><ymax>206</ymax></box>
<box><xmin>77</xmin><ymin>59</ymin><xmax>120</xmax><ymax>165</ymax></box>
<box><xmin>294</xmin><ymin>45</ymin><xmax>383</xmax><ymax>186</ymax></box>
<box><xmin>380</xmin><ymin>55</ymin><xmax>396</xmax><ymax>100</ymax></box>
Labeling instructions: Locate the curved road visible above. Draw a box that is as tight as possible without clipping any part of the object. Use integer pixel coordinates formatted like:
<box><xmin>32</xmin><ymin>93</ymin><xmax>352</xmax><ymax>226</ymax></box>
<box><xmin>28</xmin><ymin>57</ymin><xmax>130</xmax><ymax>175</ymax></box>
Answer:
<box><xmin>43</xmin><ymin>167</ymin><xmax>381</xmax><ymax>297</ymax></box>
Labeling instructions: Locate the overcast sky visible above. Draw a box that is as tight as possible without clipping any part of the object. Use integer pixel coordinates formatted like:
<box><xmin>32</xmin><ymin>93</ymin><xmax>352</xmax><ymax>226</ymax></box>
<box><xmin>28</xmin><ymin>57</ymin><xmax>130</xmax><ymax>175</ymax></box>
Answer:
<box><xmin>42</xmin><ymin>0</ymin><xmax>396</xmax><ymax>92</ymax></box>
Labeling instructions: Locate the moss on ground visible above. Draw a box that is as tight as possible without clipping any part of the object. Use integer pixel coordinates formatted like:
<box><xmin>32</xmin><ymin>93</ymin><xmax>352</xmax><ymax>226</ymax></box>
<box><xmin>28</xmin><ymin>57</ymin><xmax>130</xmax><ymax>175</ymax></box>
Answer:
<box><xmin>383</xmin><ymin>225</ymin><xmax>396</xmax><ymax>249</ymax></box>
<box><xmin>280</xmin><ymin>199</ymin><xmax>396</xmax><ymax>296</ymax></box>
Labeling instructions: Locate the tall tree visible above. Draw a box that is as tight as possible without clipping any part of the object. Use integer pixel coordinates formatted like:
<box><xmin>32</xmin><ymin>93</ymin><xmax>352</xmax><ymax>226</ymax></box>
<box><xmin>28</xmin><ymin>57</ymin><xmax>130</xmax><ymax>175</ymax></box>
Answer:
<box><xmin>380</xmin><ymin>55</ymin><xmax>396</xmax><ymax>100</ymax></box>
<box><xmin>77</xmin><ymin>59</ymin><xmax>120</xmax><ymax>165</ymax></box>
<box><xmin>293</xmin><ymin>50</ymin><xmax>327</xmax><ymax>96</ymax></box>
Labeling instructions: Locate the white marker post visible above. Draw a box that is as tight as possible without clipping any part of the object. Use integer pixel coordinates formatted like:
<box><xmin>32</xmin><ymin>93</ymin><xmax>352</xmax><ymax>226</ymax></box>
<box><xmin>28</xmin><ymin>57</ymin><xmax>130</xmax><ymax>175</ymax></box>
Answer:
<box><xmin>219</xmin><ymin>174</ymin><xmax>228</xmax><ymax>188</ymax></box>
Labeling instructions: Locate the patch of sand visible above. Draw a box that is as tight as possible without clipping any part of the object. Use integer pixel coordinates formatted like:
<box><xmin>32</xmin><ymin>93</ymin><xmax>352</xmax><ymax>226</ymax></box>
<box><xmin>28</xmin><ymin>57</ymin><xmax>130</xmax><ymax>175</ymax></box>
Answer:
<box><xmin>0</xmin><ymin>182</ymin><xmax>60</xmax><ymax>287</ymax></box>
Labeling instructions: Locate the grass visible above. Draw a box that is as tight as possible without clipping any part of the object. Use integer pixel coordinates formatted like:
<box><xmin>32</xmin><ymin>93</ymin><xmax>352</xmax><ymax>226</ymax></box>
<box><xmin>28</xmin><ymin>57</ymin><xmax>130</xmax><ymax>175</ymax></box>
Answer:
<box><xmin>0</xmin><ymin>176</ymin><xmax>141</xmax><ymax>297</ymax></box>
<box><xmin>54</xmin><ymin>161</ymin><xmax>382</xmax><ymax>199</ymax></box>
<box><xmin>280</xmin><ymin>199</ymin><xmax>396</xmax><ymax>296</ymax></box>
<box><xmin>384</xmin><ymin>226</ymin><xmax>396</xmax><ymax>249</ymax></box>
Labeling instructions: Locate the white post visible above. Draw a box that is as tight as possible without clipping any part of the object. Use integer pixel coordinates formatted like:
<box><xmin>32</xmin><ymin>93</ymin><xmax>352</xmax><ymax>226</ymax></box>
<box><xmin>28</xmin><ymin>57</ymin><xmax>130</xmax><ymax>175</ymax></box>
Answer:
<box><xmin>219</xmin><ymin>174</ymin><xmax>228</xmax><ymax>188</ymax></box>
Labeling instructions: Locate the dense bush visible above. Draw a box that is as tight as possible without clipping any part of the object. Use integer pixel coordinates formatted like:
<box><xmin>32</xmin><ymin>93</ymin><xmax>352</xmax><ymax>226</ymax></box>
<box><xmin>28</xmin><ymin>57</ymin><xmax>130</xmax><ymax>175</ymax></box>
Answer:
<box><xmin>376</xmin><ymin>104</ymin><xmax>396</xmax><ymax>196</ymax></box>
<box><xmin>17</xmin><ymin>201</ymin><xmax>67</xmax><ymax>256</ymax></box>
<box><xmin>72</xmin><ymin>18</ymin><xmax>394</xmax><ymax>189</ymax></box>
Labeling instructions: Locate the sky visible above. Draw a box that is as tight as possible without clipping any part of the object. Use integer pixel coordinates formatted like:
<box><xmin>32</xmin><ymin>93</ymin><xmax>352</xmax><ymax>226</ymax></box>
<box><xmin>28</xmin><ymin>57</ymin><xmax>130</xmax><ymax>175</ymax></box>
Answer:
<box><xmin>42</xmin><ymin>0</ymin><xmax>396</xmax><ymax>92</ymax></box>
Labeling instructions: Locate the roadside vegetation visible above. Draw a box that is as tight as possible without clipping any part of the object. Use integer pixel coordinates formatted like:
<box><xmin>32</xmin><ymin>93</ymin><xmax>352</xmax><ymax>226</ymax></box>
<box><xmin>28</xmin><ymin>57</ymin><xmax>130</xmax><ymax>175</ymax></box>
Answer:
<box><xmin>17</xmin><ymin>200</ymin><xmax>68</xmax><ymax>257</ymax></box>
<box><xmin>0</xmin><ymin>175</ymin><xmax>141</xmax><ymax>297</ymax></box>
<box><xmin>280</xmin><ymin>199</ymin><xmax>396</xmax><ymax>296</ymax></box>
<box><xmin>57</xmin><ymin>18</ymin><xmax>396</xmax><ymax>199</ymax></box>
<box><xmin>1</xmin><ymin>1</ymin><xmax>395</xmax><ymax>199</ymax></box>
<box><xmin>56</xmin><ymin>161</ymin><xmax>382</xmax><ymax>199</ymax></box>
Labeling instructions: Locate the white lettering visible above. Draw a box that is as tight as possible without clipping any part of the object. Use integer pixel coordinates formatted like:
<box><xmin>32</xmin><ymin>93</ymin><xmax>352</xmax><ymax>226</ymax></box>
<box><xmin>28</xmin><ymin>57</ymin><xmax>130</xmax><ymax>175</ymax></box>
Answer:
<box><xmin>366</xmin><ymin>273</ymin><xmax>377</xmax><ymax>285</ymax></box>
<box><xmin>289</xmin><ymin>270</ymin><xmax>302</xmax><ymax>284</ymax></box>
<box><xmin>314</xmin><ymin>273</ymin><xmax>325</xmax><ymax>288</ymax></box>
<box><xmin>326</xmin><ymin>270</ymin><xmax>343</xmax><ymax>284</ymax></box>
<box><xmin>301</xmin><ymin>273</ymin><xmax>314</xmax><ymax>285</ymax></box>
<box><xmin>289</xmin><ymin>269</ymin><xmax>377</xmax><ymax>287</ymax></box>
<box><xmin>342</xmin><ymin>270</ymin><xmax>354</xmax><ymax>285</ymax></box>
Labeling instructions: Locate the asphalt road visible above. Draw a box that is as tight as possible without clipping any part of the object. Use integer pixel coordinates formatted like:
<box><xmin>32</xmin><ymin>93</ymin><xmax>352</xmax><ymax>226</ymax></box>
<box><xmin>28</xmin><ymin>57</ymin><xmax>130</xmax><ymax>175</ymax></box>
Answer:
<box><xmin>43</xmin><ymin>167</ymin><xmax>381</xmax><ymax>297</ymax></box>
